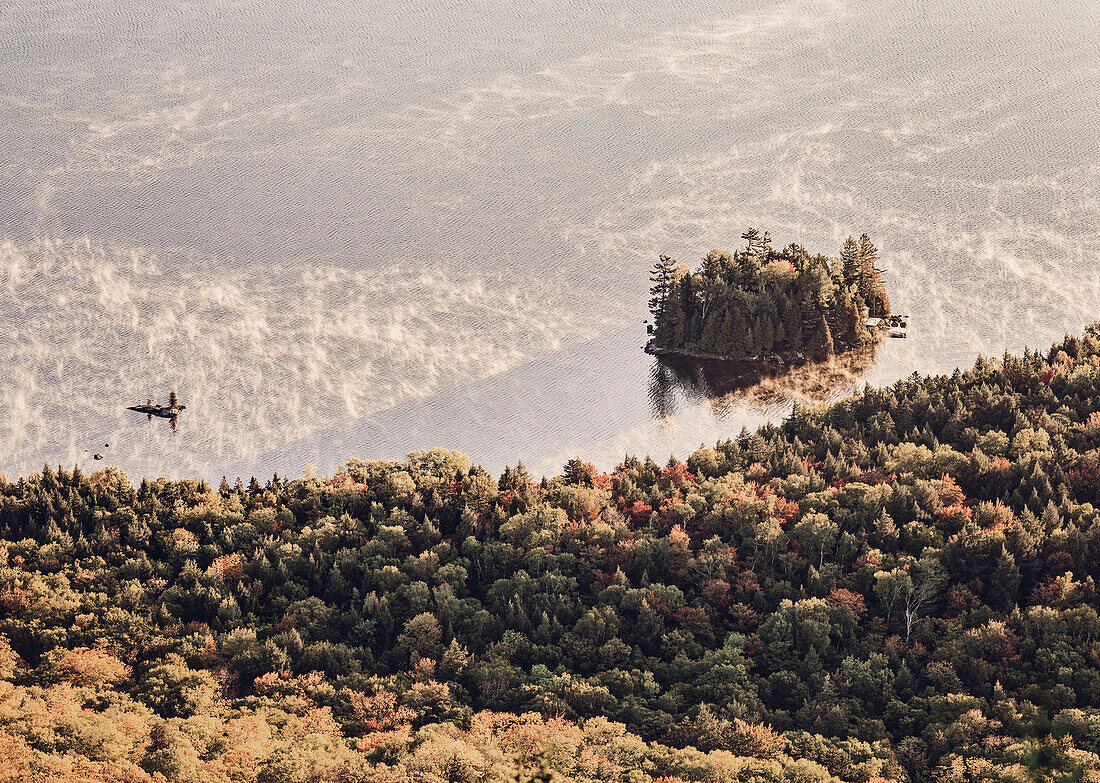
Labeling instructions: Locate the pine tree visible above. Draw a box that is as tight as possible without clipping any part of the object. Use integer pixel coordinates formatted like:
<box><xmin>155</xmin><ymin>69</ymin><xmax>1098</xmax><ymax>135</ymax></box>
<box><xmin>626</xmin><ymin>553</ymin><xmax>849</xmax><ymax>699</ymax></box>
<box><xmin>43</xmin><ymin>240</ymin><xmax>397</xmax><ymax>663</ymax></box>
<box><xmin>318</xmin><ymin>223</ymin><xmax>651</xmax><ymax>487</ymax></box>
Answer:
<box><xmin>677</xmin><ymin>274</ymin><xmax>696</xmax><ymax>345</ymax></box>
<box><xmin>858</xmin><ymin>234</ymin><xmax>890</xmax><ymax>317</ymax></box>
<box><xmin>648</xmin><ymin>255</ymin><xmax>677</xmax><ymax>320</ymax></box>
<box><xmin>562</xmin><ymin>458</ymin><xmax>593</xmax><ymax>486</ymax></box>
<box><xmin>845</xmin><ymin>290</ymin><xmax>872</xmax><ymax>344</ymax></box>
<box><xmin>700</xmin><ymin>305</ymin><xmax>723</xmax><ymax>351</ymax></box>
<box><xmin>840</xmin><ymin>236</ymin><xmax>862</xmax><ymax>288</ymax></box>
<box><xmin>651</xmin><ymin>262</ymin><xmax>687</xmax><ymax>348</ymax></box>
<box><xmin>719</xmin><ymin>305</ymin><xmax>737</xmax><ymax>354</ymax></box>
<box><xmin>809</xmin><ymin>313</ymin><xmax>834</xmax><ymax>360</ymax></box>
<box><xmin>699</xmin><ymin>249</ymin><xmax>731</xmax><ymax>322</ymax></box>
<box><xmin>783</xmin><ymin>294</ymin><xmax>803</xmax><ymax>349</ymax></box>
<box><xmin>759</xmin><ymin>310</ymin><xmax>776</xmax><ymax>353</ymax></box>
<box><xmin>741</xmin><ymin>228</ymin><xmax>763</xmax><ymax>255</ymax></box>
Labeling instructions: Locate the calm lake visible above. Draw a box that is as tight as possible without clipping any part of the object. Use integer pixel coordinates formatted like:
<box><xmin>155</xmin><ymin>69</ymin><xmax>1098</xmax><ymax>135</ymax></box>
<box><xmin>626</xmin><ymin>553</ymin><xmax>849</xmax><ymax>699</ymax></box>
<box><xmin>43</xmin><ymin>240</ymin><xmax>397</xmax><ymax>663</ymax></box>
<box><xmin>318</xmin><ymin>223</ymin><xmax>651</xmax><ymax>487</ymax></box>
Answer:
<box><xmin>2</xmin><ymin>0</ymin><xmax>1099</xmax><ymax>480</ymax></box>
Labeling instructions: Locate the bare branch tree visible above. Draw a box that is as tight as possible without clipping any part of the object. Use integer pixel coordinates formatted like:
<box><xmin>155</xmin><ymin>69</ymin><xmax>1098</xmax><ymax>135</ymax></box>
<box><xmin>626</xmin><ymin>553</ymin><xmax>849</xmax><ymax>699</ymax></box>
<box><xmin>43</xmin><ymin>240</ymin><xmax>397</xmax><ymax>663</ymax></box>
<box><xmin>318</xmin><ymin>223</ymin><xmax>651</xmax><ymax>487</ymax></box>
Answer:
<box><xmin>904</xmin><ymin>577</ymin><xmax>939</xmax><ymax>642</ymax></box>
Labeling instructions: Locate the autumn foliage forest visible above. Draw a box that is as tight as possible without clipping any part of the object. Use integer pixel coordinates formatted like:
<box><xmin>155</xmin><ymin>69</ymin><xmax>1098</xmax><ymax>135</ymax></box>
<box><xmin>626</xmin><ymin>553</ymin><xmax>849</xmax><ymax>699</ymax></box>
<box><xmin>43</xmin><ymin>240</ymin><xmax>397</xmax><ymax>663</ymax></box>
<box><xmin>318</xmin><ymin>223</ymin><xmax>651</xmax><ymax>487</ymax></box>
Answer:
<box><xmin>5</xmin><ymin>326</ymin><xmax>1100</xmax><ymax>782</ymax></box>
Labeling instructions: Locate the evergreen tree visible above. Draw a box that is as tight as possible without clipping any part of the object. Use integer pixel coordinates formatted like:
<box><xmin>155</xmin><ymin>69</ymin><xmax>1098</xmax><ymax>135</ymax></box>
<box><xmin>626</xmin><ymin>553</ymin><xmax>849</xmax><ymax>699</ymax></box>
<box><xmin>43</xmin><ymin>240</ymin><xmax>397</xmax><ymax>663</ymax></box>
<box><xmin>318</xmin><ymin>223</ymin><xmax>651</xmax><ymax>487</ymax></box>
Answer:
<box><xmin>648</xmin><ymin>255</ymin><xmax>677</xmax><ymax>320</ymax></box>
<box><xmin>858</xmin><ymin>234</ymin><xmax>890</xmax><ymax>317</ymax></box>
<box><xmin>699</xmin><ymin>249</ymin><xmax>731</xmax><ymax>321</ymax></box>
<box><xmin>677</xmin><ymin>273</ymin><xmax>697</xmax><ymax>345</ymax></box>
<box><xmin>841</xmin><ymin>236</ymin><xmax>862</xmax><ymax>288</ymax></box>
<box><xmin>651</xmin><ymin>261</ymin><xmax>688</xmax><ymax>348</ymax></box>
<box><xmin>809</xmin><ymin>312</ymin><xmax>834</xmax><ymax>360</ymax></box>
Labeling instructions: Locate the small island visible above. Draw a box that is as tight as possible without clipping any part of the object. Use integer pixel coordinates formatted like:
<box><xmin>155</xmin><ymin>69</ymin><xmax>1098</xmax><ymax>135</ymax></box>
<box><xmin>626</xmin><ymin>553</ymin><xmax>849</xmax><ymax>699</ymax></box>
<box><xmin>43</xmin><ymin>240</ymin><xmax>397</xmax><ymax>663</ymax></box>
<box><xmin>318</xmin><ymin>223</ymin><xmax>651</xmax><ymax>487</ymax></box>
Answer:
<box><xmin>646</xmin><ymin>229</ymin><xmax>891</xmax><ymax>362</ymax></box>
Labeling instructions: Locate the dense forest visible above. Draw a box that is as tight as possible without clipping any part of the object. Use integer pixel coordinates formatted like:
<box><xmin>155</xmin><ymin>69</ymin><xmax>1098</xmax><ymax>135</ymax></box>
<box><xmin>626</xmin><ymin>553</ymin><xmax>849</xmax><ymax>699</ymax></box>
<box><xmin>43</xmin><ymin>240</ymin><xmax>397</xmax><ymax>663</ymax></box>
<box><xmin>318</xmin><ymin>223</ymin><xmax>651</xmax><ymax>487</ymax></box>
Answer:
<box><xmin>648</xmin><ymin>230</ymin><xmax>891</xmax><ymax>360</ymax></box>
<box><xmin>4</xmin><ymin>326</ymin><xmax>1100</xmax><ymax>782</ymax></box>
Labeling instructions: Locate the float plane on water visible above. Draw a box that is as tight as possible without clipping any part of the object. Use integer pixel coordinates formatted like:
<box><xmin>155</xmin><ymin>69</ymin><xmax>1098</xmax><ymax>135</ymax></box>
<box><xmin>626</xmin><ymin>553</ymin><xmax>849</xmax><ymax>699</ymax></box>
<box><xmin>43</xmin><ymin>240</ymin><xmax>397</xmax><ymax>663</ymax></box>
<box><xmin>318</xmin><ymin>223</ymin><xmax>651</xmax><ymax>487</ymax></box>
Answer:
<box><xmin>128</xmin><ymin>392</ymin><xmax>185</xmax><ymax>431</ymax></box>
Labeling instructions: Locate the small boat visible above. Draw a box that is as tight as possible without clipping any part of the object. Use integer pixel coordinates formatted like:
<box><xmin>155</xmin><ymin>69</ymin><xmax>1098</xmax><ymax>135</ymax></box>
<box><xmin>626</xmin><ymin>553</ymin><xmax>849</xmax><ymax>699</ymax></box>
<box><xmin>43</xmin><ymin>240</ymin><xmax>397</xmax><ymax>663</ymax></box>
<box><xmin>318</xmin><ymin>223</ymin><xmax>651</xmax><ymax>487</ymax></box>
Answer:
<box><xmin>128</xmin><ymin>391</ymin><xmax>185</xmax><ymax>431</ymax></box>
<box><xmin>886</xmin><ymin>315</ymin><xmax>909</xmax><ymax>338</ymax></box>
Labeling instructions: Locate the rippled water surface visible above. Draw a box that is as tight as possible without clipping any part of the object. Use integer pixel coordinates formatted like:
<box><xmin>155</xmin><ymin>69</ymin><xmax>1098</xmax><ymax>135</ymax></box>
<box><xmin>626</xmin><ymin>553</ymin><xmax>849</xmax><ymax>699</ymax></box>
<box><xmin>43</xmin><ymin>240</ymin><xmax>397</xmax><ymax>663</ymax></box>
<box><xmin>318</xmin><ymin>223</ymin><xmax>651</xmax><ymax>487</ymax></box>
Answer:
<box><xmin>2</xmin><ymin>0</ymin><xmax>1099</xmax><ymax>480</ymax></box>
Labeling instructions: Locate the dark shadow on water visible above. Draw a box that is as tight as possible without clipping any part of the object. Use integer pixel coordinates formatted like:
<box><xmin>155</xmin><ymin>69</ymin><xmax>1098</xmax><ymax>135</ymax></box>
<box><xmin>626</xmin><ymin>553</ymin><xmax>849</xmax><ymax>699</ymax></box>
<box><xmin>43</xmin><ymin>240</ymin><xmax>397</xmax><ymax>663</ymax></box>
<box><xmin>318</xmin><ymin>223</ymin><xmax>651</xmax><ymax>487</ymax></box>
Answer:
<box><xmin>649</xmin><ymin>343</ymin><xmax>882</xmax><ymax>419</ymax></box>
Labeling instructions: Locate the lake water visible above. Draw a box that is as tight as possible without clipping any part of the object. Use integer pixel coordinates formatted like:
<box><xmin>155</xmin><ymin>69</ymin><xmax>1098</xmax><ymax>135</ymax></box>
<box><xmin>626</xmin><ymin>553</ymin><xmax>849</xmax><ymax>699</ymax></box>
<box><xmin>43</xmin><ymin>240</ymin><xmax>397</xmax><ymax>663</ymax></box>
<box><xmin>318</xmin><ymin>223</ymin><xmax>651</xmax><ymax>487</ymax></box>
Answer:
<box><xmin>2</xmin><ymin>0</ymin><xmax>1099</xmax><ymax>481</ymax></box>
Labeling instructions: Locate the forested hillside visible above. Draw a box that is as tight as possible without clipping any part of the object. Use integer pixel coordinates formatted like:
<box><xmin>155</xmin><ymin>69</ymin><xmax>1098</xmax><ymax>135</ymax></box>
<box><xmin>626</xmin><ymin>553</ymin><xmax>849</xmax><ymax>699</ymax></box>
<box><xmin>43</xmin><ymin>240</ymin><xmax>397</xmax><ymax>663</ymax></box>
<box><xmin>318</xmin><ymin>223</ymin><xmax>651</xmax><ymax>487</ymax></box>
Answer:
<box><xmin>648</xmin><ymin>230</ymin><xmax>891</xmax><ymax>360</ymax></box>
<box><xmin>5</xmin><ymin>326</ymin><xmax>1100</xmax><ymax>782</ymax></box>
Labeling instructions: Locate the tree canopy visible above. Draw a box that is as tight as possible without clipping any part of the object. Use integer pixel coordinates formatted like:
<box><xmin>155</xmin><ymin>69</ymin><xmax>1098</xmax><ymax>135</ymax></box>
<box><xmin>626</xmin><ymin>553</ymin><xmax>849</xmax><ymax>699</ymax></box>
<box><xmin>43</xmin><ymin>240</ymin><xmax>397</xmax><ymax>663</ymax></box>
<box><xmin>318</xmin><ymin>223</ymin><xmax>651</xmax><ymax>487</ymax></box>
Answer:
<box><xmin>649</xmin><ymin>231</ymin><xmax>890</xmax><ymax>361</ymax></box>
<box><xmin>4</xmin><ymin>325</ymin><xmax>1100</xmax><ymax>781</ymax></box>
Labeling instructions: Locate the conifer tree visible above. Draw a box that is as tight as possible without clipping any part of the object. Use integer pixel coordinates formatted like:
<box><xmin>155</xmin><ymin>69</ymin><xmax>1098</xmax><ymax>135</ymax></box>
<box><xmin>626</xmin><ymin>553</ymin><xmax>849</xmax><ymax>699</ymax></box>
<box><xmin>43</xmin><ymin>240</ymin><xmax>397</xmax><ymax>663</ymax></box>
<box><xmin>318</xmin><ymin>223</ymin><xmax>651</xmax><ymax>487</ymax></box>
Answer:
<box><xmin>841</xmin><ymin>236</ymin><xmax>862</xmax><ymax>288</ymax></box>
<box><xmin>648</xmin><ymin>255</ymin><xmax>677</xmax><ymax>319</ymax></box>
<box><xmin>699</xmin><ymin>249</ymin><xmax>731</xmax><ymax>321</ymax></box>
<box><xmin>858</xmin><ymin>234</ymin><xmax>891</xmax><ymax>317</ymax></box>
<box><xmin>809</xmin><ymin>312</ymin><xmax>834</xmax><ymax>360</ymax></box>
<box><xmin>676</xmin><ymin>273</ymin><xmax>697</xmax><ymax>345</ymax></box>
<box><xmin>651</xmin><ymin>260</ymin><xmax>687</xmax><ymax>347</ymax></box>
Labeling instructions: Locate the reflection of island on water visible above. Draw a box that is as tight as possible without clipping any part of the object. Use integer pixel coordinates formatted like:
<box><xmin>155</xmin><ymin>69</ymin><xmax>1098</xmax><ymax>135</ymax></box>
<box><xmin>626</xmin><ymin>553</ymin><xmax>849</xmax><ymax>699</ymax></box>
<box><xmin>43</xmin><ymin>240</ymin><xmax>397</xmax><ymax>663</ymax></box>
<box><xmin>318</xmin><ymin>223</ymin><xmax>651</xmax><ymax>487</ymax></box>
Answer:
<box><xmin>648</xmin><ymin>343</ymin><xmax>881</xmax><ymax>420</ymax></box>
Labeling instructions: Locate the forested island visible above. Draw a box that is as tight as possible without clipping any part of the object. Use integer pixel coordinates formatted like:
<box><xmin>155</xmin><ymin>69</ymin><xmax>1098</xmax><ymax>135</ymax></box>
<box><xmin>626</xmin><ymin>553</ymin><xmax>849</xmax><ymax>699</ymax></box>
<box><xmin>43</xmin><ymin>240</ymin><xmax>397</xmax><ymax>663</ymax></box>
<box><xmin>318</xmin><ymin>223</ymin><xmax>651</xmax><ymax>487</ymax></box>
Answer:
<box><xmin>647</xmin><ymin>230</ymin><xmax>891</xmax><ymax>361</ymax></box>
<box><xmin>4</xmin><ymin>325</ymin><xmax>1100</xmax><ymax>782</ymax></box>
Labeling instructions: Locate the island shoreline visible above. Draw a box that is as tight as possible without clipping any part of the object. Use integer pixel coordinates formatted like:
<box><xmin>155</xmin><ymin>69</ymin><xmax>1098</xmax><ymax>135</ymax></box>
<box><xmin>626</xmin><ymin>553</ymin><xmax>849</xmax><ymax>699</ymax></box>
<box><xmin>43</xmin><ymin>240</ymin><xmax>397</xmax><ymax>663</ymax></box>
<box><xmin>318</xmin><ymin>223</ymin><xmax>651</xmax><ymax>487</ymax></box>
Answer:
<box><xmin>644</xmin><ymin>334</ymin><xmax>883</xmax><ymax>367</ymax></box>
